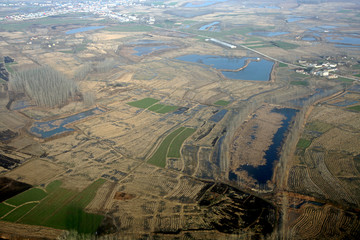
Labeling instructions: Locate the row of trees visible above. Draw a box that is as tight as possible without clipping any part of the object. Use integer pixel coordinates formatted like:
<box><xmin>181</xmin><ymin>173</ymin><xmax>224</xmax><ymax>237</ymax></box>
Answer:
<box><xmin>9</xmin><ymin>66</ymin><xmax>78</xmax><ymax>108</ymax></box>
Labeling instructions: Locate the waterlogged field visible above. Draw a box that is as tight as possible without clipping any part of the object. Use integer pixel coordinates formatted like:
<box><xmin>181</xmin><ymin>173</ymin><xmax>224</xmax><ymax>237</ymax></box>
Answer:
<box><xmin>0</xmin><ymin>179</ymin><xmax>106</xmax><ymax>234</ymax></box>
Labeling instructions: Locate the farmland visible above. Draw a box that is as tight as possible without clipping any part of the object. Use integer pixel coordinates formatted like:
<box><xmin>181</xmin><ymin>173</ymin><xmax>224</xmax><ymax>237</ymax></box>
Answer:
<box><xmin>0</xmin><ymin>0</ymin><xmax>360</xmax><ymax>238</ymax></box>
<box><xmin>0</xmin><ymin>179</ymin><xmax>105</xmax><ymax>234</ymax></box>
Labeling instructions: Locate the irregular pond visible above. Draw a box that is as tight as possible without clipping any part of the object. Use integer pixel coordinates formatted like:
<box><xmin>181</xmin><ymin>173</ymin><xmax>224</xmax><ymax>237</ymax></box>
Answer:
<box><xmin>175</xmin><ymin>55</ymin><xmax>274</xmax><ymax>81</ymax></box>
<box><xmin>65</xmin><ymin>26</ymin><xmax>106</xmax><ymax>34</ymax></box>
<box><xmin>199</xmin><ymin>21</ymin><xmax>220</xmax><ymax>31</ymax></box>
<box><xmin>302</xmin><ymin>36</ymin><xmax>317</xmax><ymax>41</ymax></box>
<box><xmin>210</xmin><ymin>109</ymin><xmax>228</xmax><ymax>122</ymax></box>
<box><xmin>184</xmin><ymin>0</ymin><xmax>227</xmax><ymax>8</ymax></box>
<box><xmin>239</xmin><ymin>108</ymin><xmax>298</xmax><ymax>185</ymax></box>
<box><xmin>30</xmin><ymin>107</ymin><xmax>105</xmax><ymax>138</ymax></box>
<box><xmin>133</xmin><ymin>45</ymin><xmax>177</xmax><ymax>56</ymax></box>
<box><xmin>248</xmin><ymin>31</ymin><xmax>289</xmax><ymax>37</ymax></box>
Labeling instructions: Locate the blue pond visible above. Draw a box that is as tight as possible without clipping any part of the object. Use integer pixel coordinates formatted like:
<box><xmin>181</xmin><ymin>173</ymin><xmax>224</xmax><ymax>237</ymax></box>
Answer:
<box><xmin>326</xmin><ymin>36</ymin><xmax>360</xmax><ymax>45</ymax></box>
<box><xmin>287</xmin><ymin>16</ymin><xmax>305</xmax><ymax>23</ymax></box>
<box><xmin>239</xmin><ymin>108</ymin><xmax>298</xmax><ymax>185</ymax></box>
<box><xmin>133</xmin><ymin>45</ymin><xmax>176</xmax><ymax>56</ymax></box>
<box><xmin>65</xmin><ymin>26</ymin><xmax>106</xmax><ymax>34</ymax></box>
<box><xmin>30</xmin><ymin>107</ymin><xmax>105</xmax><ymax>138</ymax></box>
<box><xmin>302</xmin><ymin>36</ymin><xmax>317</xmax><ymax>41</ymax></box>
<box><xmin>210</xmin><ymin>109</ymin><xmax>228</xmax><ymax>122</ymax></box>
<box><xmin>248</xmin><ymin>31</ymin><xmax>289</xmax><ymax>37</ymax></box>
<box><xmin>199</xmin><ymin>21</ymin><xmax>220</xmax><ymax>31</ymax></box>
<box><xmin>184</xmin><ymin>0</ymin><xmax>227</xmax><ymax>8</ymax></box>
<box><xmin>175</xmin><ymin>55</ymin><xmax>274</xmax><ymax>81</ymax></box>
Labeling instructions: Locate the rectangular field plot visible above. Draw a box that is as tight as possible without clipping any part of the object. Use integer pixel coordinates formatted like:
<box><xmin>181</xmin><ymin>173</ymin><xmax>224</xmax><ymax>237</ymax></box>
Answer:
<box><xmin>127</xmin><ymin>98</ymin><xmax>159</xmax><ymax>109</ymax></box>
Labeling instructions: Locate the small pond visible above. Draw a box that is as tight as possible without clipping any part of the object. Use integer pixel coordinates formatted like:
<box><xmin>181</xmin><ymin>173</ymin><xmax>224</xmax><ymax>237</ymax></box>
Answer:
<box><xmin>286</xmin><ymin>16</ymin><xmax>305</xmax><ymax>23</ymax></box>
<box><xmin>199</xmin><ymin>21</ymin><xmax>220</xmax><ymax>31</ymax></box>
<box><xmin>30</xmin><ymin>107</ymin><xmax>105</xmax><ymax>138</ymax></box>
<box><xmin>175</xmin><ymin>54</ymin><xmax>274</xmax><ymax>81</ymax></box>
<box><xmin>65</xmin><ymin>26</ymin><xmax>106</xmax><ymax>34</ymax></box>
<box><xmin>248</xmin><ymin>31</ymin><xmax>289</xmax><ymax>37</ymax></box>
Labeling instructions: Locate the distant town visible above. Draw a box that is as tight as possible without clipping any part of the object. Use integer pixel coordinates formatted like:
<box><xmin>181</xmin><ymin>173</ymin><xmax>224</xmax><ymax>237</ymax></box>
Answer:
<box><xmin>0</xmin><ymin>0</ymin><xmax>166</xmax><ymax>23</ymax></box>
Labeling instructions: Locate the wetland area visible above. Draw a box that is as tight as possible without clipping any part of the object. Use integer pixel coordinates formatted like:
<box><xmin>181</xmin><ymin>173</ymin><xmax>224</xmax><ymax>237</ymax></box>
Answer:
<box><xmin>0</xmin><ymin>0</ymin><xmax>360</xmax><ymax>239</ymax></box>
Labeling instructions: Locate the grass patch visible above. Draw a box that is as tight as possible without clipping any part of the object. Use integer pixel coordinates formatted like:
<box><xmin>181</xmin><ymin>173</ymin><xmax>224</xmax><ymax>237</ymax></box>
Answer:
<box><xmin>148</xmin><ymin>127</ymin><xmax>185</xmax><ymax>168</ymax></box>
<box><xmin>353</xmin><ymin>74</ymin><xmax>360</xmax><ymax>77</ymax></box>
<box><xmin>306</xmin><ymin>121</ymin><xmax>333</xmax><ymax>133</ymax></box>
<box><xmin>106</xmin><ymin>24</ymin><xmax>153</xmax><ymax>32</ymax></box>
<box><xmin>168</xmin><ymin>128</ymin><xmax>196</xmax><ymax>158</ymax></box>
<box><xmin>127</xmin><ymin>98</ymin><xmax>159</xmax><ymax>109</ymax></box>
<box><xmin>0</xmin><ymin>203</ymin><xmax>15</xmax><ymax>218</ymax></box>
<box><xmin>290</xmin><ymin>80</ymin><xmax>308</xmax><ymax>86</ymax></box>
<box><xmin>6</xmin><ymin>188</ymin><xmax>47</xmax><ymax>206</ymax></box>
<box><xmin>279</xmin><ymin>63</ymin><xmax>288</xmax><ymax>67</ymax></box>
<box><xmin>248</xmin><ymin>44</ymin><xmax>274</xmax><ymax>49</ymax></box>
<box><xmin>5</xmin><ymin>62</ymin><xmax>17</xmax><ymax>73</ymax></box>
<box><xmin>271</xmin><ymin>41</ymin><xmax>299</xmax><ymax>50</ymax></box>
<box><xmin>46</xmin><ymin>180</ymin><xmax>62</xmax><ymax>193</ymax></box>
<box><xmin>2</xmin><ymin>203</ymin><xmax>38</xmax><ymax>222</ymax></box>
<box><xmin>148</xmin><ymin>104</ymin><xmax>179</xmax><ymax>113</ymax></box>
<box><xmin>148</xmin><ymin>104</ymin><xmax>165</xmax><ymax>112</ymax></box>
<box><xmin>337</xmin><ymin>77</ymin><xmax>354</xmax><ymax>83</ymax></box>
<box><xmin>214</xmin><ymin>100</ymin><xmax>230</xmax><ymax>106</ymax></box>
<box><xmin>297</xmin><ymin>138</ymin><xmax>312</xmax><ymax>150</ymax></box>
<box><xmin>347</xmin><ymin>105</ymin><xmax>360</xmax><ymax>112</ymax></box>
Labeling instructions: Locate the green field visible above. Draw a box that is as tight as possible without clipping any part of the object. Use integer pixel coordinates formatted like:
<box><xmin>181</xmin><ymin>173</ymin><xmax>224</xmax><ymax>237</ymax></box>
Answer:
<box><xmin>290</xmin><ymin>80</ymin><xmax>308</xmax><ymax>86</ymax></box>
<box><xmin>271</xmin><ymin>41</ymin><xmax>299</xmax><ymax>50</ymax></box>
<box><xmin>279</xmin><ymin>63</ymin><xmax>288</xmax><ymax>67</ymax></box>
<box><xmin>148</xmin><ymin>127</ymin><xmax>196</xmax><ymax>167</ymax></box>
<box><xmin>214</xmin><ymin>100</ymin><xmax>230</xmax><ymax>106</ymax></box>
<box><xmin>2</xmin><ymin>203</ymin><xmax>38</xmax><ymax>222</ymax></box>
<box><xmin>148</xmin><ymin>127</ymin><xmax>185</xmax><ymax>168</ymax></box>
<box><xmin>337</xmin><ymin>77</ymin><xmax>353</xmax><ymax>83</ymax></box>
<box><xmin>296</xmin><ymin>138</ymin><xmax>312</xmax><ymax>150</ymax></box>
<box><xmin>5</xmin><ymin>188</ymin><xmax>47</xmax><ymax>206</ymax></box>
<box><xmin>347</xmin><ymin>105</ymin><xmax>360</xmax><ymax>112</ymax></box>
<box><xmin>0</xmin><ymin>179</ymin><xmax>106</xmax><ymax>234</ymax></box>
<box><xmin>353</xmin><ymin>74</ymin><xmax>360</xmax><ymax>77</ymax></box>
<box><xmin>127</xmin><ymin>98</ymin><xmax>160</xmax><ymax>109</ymax></box>
<box><xmin>0</xmin><ymin>203</ymin><xmax>15</xmax><ymax>218</ymax></box>
<box><xmin>167</xmin><ymin>128</ymin><xmax>196</xmax><ymax>158</ymax></box>
<box><xmin>148</xmin><ymin>104</ymin><xmax>179</xmax><ymax>114</ymax></box>
<box><xmin>46</xmin><ymin>180</ymin><xmax>62</xmax><ymax>193</ymax></box>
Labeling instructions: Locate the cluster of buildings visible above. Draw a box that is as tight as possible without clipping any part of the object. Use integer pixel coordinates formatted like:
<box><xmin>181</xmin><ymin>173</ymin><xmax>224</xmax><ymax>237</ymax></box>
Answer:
<box><xmin>0</xmin><ymin>1</ymin><xmax>158</xmax><ymax>23</ymax></box>
<box><xmin>296</xmin><ymin>60</ymin><xmax>338</xmax><ymax>79</ymax></box>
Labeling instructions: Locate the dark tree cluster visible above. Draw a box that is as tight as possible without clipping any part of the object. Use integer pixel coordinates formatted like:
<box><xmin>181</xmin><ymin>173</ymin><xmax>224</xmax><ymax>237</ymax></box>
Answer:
<box><xmin>9</xmin><ymin>66</ymin><xmax>78</xmax><ymax>107</ymax></box>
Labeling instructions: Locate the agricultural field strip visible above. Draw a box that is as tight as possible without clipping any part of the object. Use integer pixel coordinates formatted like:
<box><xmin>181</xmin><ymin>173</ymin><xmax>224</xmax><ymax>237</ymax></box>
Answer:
<box><xmin>0</xmin><ymin>201</ymin><xmax>40</xmax><ymax>220</ymax></box>
<box><xmin>148</xmin><ymin>127</ymin><xmax>186</xmax><ymax>167</ymax></box>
